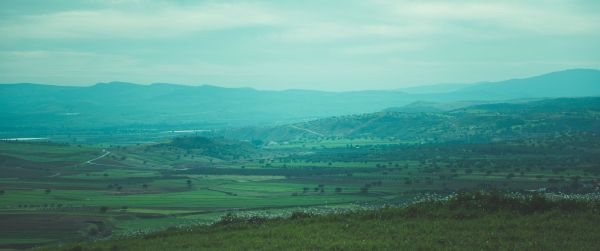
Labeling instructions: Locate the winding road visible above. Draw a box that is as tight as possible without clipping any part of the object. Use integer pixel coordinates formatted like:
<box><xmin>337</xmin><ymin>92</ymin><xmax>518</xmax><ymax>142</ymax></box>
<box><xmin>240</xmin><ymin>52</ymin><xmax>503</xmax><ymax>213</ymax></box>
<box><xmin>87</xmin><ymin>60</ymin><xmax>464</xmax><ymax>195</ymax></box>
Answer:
<box><xmin>289</xmin><ymin>125</ymin><xmax>325</xmax><ymax>137</ymax></box>
<box><xmin>47</xmin><ymin>150</ymin><xmax>111</xmax><ymax>177</ymax></box>
<box><xmin>85</xmin><ymin>150</ymin><xmax>111</xmax><ymax>165</ymax></box>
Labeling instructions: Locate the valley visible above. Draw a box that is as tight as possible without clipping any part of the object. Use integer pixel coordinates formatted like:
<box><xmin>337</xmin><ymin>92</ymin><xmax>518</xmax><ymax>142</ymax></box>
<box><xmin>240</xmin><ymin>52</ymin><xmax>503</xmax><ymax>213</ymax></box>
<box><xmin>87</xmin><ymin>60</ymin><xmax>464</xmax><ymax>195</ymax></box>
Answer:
<box><xmin>1</xmin><ymin>97</ymin><xmax>599</xmax><ymax>249</ymax></box>
<box><xmin>2</xmin><ymin>1</ymin><xmax>599</xmax><ymax>249</ymax></box>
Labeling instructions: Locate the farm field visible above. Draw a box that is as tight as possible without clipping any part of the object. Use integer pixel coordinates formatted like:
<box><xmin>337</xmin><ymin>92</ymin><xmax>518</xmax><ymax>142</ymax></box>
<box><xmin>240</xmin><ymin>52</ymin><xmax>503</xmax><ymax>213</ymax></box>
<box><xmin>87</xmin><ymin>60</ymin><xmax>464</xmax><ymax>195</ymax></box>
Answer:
<box><xmin>36</xmin><ymin>192</ymin><xmax>600</xmax><ymax>251</ymax></box>
<box><xmin>2</xmin><ymin>1</ymin><xmax>600</xmax><ymax>249</ymax></box>
<box><xmin>1</xmin><ymin>132</ymin><xmax>599</xmax><ymax>249</ymax></box>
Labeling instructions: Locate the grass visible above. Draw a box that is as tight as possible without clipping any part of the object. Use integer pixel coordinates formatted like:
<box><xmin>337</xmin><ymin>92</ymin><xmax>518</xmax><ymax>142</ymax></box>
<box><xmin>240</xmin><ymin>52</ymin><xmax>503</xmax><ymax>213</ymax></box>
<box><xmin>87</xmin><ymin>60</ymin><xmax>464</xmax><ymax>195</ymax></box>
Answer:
<box><xmin>0</xmin><ymin>142</ymin><xmax>100</xmax><ymax>163</ymax></box>
<box><xmin>2</xmin><ymin>136</ymin><xmax>599</xmax><ymax>249</ymax></box>
<box><xmin>264</xmin><ymin>138</ymin><xmax>415</xmax><ymax>150</ymax></box>
<box><xmin>36</xmin><ymin>192</ymin><xmax>600</xmax><ymax>251</ymax></box>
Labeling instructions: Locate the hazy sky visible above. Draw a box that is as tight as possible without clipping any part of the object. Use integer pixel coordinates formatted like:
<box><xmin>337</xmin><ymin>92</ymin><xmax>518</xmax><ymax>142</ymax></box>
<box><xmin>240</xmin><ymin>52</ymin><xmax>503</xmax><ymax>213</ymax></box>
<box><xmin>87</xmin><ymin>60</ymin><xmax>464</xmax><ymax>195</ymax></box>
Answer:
<box><xmin>1</xmin><ymin>0</ymin><xmax>599</xmax><ymax>91</ymax></box>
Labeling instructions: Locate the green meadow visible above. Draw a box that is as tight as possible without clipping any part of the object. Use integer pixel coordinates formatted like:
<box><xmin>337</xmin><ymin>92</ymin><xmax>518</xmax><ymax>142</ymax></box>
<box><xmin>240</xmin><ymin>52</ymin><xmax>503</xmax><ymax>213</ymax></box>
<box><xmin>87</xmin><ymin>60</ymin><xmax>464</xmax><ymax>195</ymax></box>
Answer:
<box><xmin>1</xmin><ymin>132</ymin><xmax>599</xmax><ymax>250</ymax></box>
<box><xmin>35</xmin><ymin>192</ymin><xmax>600</xmax><ymax>251</ymax></box>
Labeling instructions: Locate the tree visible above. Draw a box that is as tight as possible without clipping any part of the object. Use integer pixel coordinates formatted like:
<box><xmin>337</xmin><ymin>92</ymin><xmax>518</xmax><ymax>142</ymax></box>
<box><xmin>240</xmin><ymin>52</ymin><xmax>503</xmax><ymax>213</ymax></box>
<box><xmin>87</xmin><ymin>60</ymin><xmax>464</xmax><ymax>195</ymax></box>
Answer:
<box><xmin>251</xmin><ymin>139</ymin><xmax>263</xmax><ymax>146</ymax></box>
<box><xmin>99</xmin><ymin>206</ymin><xmax>109</xmax><ymax>213</ymax></box>
<box><xmin>45</xmin><ymin>189</ymin><xmax>51</xmax><ymax>194</ymax></box>
<box><xmin>335</xmin><ymin>187</ymin><xmax>342</xmax><ymax>193</ymax></box>
<box><xmin>360</xmin><ymin>187</ymin><xmax>369</xmax><ymax>193</ymax></box>
<box><xmin>0</xmin><ymin>190</ymin><xmax>4</xmax><ymax>195</ymax></box>
<box><xmin>142</xmin><ymin>184</ymin><xmax>148</xmax><ymax>189</ymax></box>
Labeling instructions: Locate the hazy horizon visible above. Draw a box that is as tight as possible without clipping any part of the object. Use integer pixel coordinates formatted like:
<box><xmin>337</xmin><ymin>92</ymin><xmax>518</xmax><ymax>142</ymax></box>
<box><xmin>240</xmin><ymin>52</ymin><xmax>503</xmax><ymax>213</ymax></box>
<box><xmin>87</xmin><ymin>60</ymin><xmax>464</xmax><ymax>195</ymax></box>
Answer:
<box><xmin>1</xmin><ymin>0</ymin><xmax>600</xmax><ymax>91</ymax></box>
<box><xmin>1</xmin><ymin>67</ymin><xmax>598</xmax><ymax>93</ymax></box>
<box><xmin>2</xmin><ymin>2</ymin><xmax>600</xmax><ymax>249</ymax></box>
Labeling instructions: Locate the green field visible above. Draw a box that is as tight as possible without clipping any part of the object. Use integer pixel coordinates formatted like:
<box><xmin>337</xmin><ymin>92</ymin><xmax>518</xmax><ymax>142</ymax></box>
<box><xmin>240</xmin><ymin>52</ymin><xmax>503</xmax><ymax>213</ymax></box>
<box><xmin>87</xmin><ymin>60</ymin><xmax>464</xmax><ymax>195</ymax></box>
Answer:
<box><xmin>1</xmin><ymin>133</ymin><xmax>599</xmax><ymax>249</ymax></box>
<box><xmin>35</xmin><ymin>192</ymin><xmax>600</xmax><ymax>251</ymax></box>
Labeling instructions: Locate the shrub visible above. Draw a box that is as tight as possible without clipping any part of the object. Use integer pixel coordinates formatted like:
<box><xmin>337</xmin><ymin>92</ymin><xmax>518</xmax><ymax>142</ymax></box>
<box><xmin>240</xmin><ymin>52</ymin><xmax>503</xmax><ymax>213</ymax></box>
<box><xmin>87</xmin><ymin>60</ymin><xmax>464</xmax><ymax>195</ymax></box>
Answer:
<box><xmin>290</xmin><ymin>211</ymin><xmax>313</xmax><ymax>220</ymax></box>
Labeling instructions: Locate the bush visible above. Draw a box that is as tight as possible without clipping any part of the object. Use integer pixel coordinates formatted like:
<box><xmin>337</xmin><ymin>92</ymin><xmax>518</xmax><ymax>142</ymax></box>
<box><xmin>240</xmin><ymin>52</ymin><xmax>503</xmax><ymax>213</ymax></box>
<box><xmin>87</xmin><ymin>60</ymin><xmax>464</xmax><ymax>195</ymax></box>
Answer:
<box><xmin>68</xmin><ymin>246</ymin><xmax>83</xmax><ymax>251</ymax></box>
<box><xmin>290</xmin><ymin>211</ymin><xmax>313</xmax><ymax>220</ymax></box>
<box><xmin>439</xmin><ymin>191</ymin><xmax>597</xmax><ymax>214</ymax></box>
<box><xmin>216</xmin><ymin>213</ymin><xmax>269</xmax><ymax>226</ymax></box>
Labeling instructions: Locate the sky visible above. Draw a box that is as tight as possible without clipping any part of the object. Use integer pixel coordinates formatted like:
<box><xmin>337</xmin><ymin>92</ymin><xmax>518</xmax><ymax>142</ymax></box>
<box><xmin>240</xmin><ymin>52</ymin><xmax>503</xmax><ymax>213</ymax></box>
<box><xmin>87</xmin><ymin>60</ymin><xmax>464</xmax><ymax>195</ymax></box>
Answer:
<box><xmin>0</xmin><ymin>0</ymin><xmax>599</xmax><ymax>91</ymax></box>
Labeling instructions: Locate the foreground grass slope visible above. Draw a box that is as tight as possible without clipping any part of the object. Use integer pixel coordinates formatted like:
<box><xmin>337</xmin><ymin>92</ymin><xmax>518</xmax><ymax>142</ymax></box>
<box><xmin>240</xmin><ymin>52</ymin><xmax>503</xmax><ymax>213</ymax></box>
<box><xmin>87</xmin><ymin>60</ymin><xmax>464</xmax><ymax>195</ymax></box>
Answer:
<box><xmin>39</xmin><ymin>192</ymin><xmax>600</xmax><ymax>251</ymax></box>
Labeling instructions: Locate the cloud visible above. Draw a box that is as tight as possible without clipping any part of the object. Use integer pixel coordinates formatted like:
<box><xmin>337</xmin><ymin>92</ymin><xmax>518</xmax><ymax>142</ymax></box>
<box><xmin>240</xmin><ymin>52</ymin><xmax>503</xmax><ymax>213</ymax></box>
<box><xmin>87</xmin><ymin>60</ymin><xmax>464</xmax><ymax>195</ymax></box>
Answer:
<box><xmin>0</xmin><ymin>50</ymin><xmax>140</xmax><ymax>82</ymax></box>
<box><xmin>0</xmin><ymin>49</ymin><xmax>262</xmax><ymax>85</ymax></box>
<box><xmin>3</xmin><ymin>1</ymin><xmax>596</xmax><ymax>43</ymax></box>
<box><xmin>374</xmin><ymin>1</ymin><xmax>600</xmax><ymax>35</ymax></box>
<box><xmin>0</xmin><ymin>2</ymin><xmax>279</xmax><ymax>39</ymax></box>
<box><xmin>273</xmin><ymin>23</ymin><xmax>448</xmax><ymax>43</ymax></box>
<box><xmin>0</xmin><ymin>1</ymin><xmax>598</xmax><ymax>90</ymax></box>
<box><xmin>273</xmin><ymin>1</ymin><xmax>600</xmax><ymax>44</ymax></box>
<box><xmin>335</xmin><ymin>42</ymin><xmax>427</xmax><ymax>56</ymax></box>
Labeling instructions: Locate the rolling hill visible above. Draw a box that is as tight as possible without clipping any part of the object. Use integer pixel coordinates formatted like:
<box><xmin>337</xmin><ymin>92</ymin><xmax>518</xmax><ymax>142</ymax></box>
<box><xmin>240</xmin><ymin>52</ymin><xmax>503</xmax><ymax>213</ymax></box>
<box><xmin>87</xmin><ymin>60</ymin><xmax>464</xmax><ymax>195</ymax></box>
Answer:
<box><xmin>150</xmin><ymin>136</ymin><xmax>261</xmax><ymax>160</ymax></box>
<box><xmin>217</xmin><ymin>97</ymin><xmax>600</xmax><ymax>143</ymax></box>
<box><xmin>37</xmin><ymin>192</ymin><xmax>600</xmax><ymax>251</ymax></box>
<box><xmin>0</xmin><ymin>69</ymin><xmax>599</xmax><ymax>134</ymax></box>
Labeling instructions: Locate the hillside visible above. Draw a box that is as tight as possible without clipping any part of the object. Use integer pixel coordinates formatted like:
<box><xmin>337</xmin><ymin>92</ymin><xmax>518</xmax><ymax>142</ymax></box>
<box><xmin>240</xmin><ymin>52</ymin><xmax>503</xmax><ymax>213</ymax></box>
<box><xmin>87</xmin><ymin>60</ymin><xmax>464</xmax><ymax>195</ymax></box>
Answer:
<box><xmin>1</xmin><ymin>69</ymin><xmax>599</xmax><ymax>134</ymax></box>
<box><xmin>219</xmin><ymin>97</ymin><xmax>600</xmax><ymax>143</ymax></box>
<box><xmin>454</xmin><ymin>69</ymin><xmax>600</xmax><ymax>99</ymax></box>
<box><xmin>37</xmin><ymin>192</ymin><xmax>600</xmax><ymax>251</ymax></box>
<box><xmin>383</xmin><ymin>99</ymin><xmax>542</xmax><ymax>113</ymax></box>
<box><xmin>150</xmin><ymin>136</ymin><xmax>261</xmax><ymax>160</ymax></box>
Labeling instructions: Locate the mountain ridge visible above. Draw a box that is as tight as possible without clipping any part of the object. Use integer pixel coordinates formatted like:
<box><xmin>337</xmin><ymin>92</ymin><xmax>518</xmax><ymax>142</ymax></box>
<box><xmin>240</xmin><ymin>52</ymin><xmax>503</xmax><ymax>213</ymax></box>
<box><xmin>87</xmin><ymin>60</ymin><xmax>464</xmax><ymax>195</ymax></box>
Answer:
<box><xmin>1</xmin><ymin>69</ymin><xmax>599</xmax><ymax>131</ymax></box>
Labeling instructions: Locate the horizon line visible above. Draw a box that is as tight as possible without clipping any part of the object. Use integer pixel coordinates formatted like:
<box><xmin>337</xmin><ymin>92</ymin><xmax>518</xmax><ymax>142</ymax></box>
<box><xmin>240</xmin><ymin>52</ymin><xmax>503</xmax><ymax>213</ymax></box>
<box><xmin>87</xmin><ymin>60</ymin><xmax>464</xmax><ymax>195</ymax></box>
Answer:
<box><xmin>0</xmin><ymin>68</ymin><xmax>598</xmax><ymax>93</ymax></box>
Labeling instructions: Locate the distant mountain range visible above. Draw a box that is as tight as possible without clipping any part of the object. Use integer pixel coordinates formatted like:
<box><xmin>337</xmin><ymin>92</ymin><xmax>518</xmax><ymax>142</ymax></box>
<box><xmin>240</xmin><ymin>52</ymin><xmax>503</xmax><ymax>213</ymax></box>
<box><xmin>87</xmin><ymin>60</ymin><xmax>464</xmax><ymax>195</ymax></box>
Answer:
<box><xmin>396</xmin><ymin>83</ymin><xmax>474</xmax><ymax>94</ymax></box>
<box><xmin>1</xmin><ymin>69</ymin><xmax>599</xmax><ymax>132</ymax></box>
